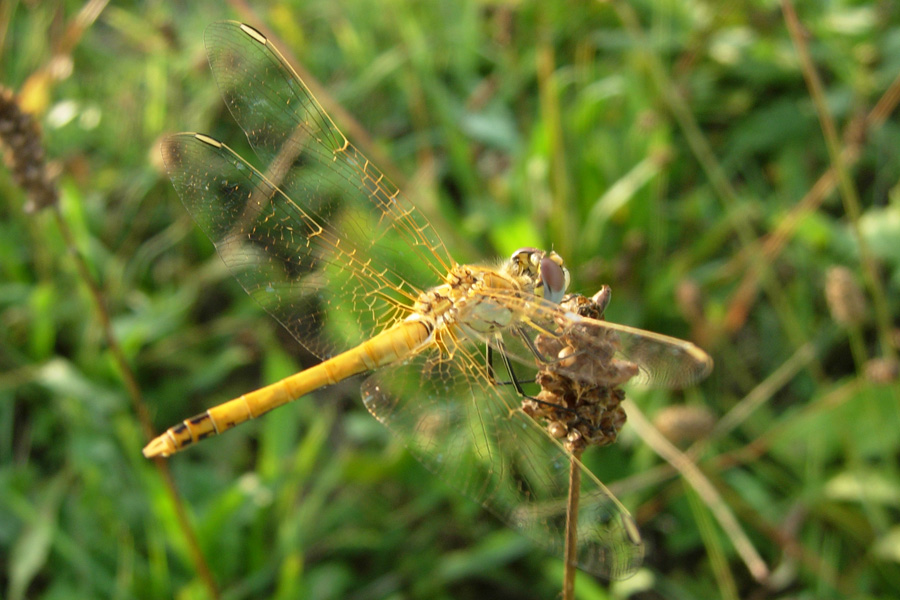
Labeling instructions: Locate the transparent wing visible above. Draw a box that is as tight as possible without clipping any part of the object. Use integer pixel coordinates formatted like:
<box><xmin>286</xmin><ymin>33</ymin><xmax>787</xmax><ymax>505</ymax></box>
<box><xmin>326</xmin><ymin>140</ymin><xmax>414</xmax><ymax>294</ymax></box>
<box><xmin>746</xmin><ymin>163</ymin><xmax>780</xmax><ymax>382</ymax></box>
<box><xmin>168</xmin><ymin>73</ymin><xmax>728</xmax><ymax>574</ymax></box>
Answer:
<box><xmin>463</xmin><ymin>289</ymin><xmax>714</xmax><ymax>390</ymax></box>
<box><xmin>161</xmin><ymin>21</ymin><xmax>454</xmax><ymax>360</ymax></box>
<box><xmin>361</xmin><ymin>344</ymin><xmax>644</xmax><ymax>579</ymax></box>
<box><xmin>162</xmin><ymin>134</ymin><xmax>425</xmax><ymax>359</ymax></box>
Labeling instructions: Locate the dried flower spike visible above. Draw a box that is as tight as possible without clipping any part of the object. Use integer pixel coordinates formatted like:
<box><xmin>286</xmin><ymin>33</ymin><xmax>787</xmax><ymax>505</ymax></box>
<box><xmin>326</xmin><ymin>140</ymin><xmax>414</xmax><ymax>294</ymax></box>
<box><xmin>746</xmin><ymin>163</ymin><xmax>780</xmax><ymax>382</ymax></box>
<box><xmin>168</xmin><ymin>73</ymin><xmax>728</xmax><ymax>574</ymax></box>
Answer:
<box><xmin>524</xmin><ymin>286</ymin><xmax>639</xmax><ymax>455</ymax></box>
<box><xmin>0</xmin><ymin>86</ymin><xmax>58</xmax><ymax>212</ymax></box>
<box><xmin>825</xmin><ymin>266</ymin><xmax>867</xmax><ymax>327</ymax></box>
<box><xmin>864</xmin><ymin>357</ymin><xmax>899</xmax><ymax>385</ymax></box>
<box><xmin>653</xmin><ymin>404</ymin><xmax>715</xmax><ymax>446</ymax></box>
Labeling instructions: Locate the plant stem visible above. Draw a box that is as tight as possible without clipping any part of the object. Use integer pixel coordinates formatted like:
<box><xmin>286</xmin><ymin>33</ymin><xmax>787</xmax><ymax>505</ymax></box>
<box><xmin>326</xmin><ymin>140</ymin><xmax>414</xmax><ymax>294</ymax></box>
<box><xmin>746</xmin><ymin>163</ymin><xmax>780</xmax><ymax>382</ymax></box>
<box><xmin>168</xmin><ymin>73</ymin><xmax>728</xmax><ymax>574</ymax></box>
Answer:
<box><xmin>563</xmin><ymin>448</ymin><xmax>583</xmax><ymax>600</ymax></box>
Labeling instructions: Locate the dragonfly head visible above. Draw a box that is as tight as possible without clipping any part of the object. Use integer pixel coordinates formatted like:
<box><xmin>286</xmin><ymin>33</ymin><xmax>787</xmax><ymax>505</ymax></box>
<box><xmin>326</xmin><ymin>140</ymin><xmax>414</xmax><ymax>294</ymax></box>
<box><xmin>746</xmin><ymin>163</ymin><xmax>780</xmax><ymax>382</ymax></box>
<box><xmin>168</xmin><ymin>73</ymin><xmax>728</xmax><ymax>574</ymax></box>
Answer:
<box><xmin>508</xmin><ymin>247</ymin><xmax>570</xmax><ymax>304</ymax></box>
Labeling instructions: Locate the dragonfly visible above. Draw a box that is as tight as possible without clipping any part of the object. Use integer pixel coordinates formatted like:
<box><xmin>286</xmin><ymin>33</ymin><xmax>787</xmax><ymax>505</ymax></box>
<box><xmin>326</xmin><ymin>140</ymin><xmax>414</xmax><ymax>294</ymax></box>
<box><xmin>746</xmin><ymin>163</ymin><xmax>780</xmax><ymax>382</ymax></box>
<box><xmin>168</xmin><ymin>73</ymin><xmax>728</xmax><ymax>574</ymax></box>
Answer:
<box><xmin>145</xmin><ymin>21</ymin><xmax>713</xmax><ymax>579</ymax></box>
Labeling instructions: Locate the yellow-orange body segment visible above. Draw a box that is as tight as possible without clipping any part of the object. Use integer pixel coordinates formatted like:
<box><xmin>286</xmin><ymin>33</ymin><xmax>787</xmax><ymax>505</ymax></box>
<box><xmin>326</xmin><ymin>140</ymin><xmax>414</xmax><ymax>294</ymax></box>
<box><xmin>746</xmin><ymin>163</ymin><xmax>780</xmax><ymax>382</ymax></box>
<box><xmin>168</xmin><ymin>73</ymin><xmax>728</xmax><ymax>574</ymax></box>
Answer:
<box><xmin>143</xmin><ymin>319</ymin><xmax>432</xmax><ymax>457</ymax></box>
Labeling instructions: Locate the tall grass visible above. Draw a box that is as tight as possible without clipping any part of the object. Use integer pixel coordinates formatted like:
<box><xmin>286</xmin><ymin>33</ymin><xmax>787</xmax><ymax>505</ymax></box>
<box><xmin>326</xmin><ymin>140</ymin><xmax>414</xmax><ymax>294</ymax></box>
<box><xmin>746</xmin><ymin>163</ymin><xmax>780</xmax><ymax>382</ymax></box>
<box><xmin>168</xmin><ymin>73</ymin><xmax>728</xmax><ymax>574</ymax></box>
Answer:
<box><xmin>1</xmin><ymin>0</ymin><xmax>899</xmax><ymax>598</ymax></box>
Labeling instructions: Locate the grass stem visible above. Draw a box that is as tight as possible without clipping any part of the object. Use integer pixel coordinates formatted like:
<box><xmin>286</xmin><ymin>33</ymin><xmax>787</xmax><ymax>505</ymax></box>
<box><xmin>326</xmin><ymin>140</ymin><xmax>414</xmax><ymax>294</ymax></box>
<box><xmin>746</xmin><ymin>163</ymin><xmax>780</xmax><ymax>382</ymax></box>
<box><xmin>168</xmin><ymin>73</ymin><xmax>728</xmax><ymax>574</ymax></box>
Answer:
<box><xmin>563</xmin><ymin>448</ymin><xmax>583</xmax><ymax>600</ymax></box>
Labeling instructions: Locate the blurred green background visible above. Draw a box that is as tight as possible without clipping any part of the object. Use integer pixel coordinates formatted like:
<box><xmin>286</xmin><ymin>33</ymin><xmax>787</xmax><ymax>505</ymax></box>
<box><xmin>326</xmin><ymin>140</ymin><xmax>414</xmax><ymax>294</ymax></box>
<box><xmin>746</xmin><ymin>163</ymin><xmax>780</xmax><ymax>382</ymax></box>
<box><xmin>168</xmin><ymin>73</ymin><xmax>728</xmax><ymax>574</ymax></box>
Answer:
<box><xmin>2</xmin><ymin>0</ymin><xmax>900</xmax><ymax>598</ymax></box>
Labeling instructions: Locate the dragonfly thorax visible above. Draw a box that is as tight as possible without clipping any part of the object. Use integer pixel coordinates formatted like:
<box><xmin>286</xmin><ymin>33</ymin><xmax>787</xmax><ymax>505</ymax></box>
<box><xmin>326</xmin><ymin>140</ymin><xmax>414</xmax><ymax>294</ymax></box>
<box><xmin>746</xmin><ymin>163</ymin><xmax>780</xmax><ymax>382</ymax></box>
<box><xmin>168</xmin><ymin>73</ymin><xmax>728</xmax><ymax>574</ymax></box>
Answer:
<box><xmin>408</xmin><ymin>263</ymin><xmax>519</xmax><ymax>336</ymax></box>
<box><xmin>408</xmin><ymin>248</ymin><xmax>569</xmax><ymax>338</ymax></box>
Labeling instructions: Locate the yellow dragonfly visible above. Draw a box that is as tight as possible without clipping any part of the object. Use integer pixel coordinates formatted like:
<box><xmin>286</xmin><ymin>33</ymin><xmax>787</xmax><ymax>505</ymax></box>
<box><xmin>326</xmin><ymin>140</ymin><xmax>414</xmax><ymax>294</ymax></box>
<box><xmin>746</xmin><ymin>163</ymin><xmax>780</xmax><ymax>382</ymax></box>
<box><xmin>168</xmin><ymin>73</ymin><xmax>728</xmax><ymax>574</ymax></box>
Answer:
<box><xmin>146</xmin><ymin>21</ymin><xmax>713</xmax><ymax>579</ymax></box>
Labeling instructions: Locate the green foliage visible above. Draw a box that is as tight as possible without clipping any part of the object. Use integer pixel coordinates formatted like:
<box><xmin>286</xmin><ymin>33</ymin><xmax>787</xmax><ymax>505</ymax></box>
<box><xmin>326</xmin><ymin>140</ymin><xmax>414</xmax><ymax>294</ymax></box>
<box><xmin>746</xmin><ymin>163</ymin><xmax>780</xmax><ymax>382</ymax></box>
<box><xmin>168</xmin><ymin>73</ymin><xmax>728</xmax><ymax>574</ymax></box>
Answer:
<box><xmin>2</xmin><ymin>0</ymin><xmax>900</xmax><ymax>598</ymax></box>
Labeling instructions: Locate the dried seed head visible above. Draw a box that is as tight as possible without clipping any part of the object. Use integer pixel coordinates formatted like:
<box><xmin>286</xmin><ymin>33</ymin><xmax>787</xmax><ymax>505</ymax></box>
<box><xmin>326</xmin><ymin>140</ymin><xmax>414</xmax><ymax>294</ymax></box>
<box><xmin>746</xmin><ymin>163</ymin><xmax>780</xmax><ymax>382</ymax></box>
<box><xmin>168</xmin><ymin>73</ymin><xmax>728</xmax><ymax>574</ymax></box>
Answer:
<box><xmin>864</xmin><ymin>357</ymin><xmax>899</xmax><ymax>385</ymax></box>
<box><xmin>825</xmin><ymin>266</ymin><xmax>867</xmax><ymax>327</ymax></box>
<box><xmin>675</xmin><ymin>278</ymin><xmax>704</xmax><ymax>322</ymax></box>
<box><xmin>653</xmin><ymin>405</ymin><xmax>715</xmax><ymax>446</ymax></box>
<box><xmin>0</xmin><ymin>86</ymin><xmax>58</xmax><ymax>212</ymax></box>
<box><xmin>525</xmin><ymin>288</ymin><xmax>638</xmax><ymax>454</ymax></box>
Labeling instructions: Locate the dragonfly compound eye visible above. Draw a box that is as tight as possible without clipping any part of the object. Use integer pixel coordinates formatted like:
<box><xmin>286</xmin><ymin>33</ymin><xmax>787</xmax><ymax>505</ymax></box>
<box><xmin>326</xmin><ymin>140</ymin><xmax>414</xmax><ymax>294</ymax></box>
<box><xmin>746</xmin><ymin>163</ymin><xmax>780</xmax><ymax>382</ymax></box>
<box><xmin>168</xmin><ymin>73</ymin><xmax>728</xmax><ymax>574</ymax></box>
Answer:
<box><xmin>540</xmin><ymin>256</ymin><xmax>568</xmax><ymax>303</ymax></box>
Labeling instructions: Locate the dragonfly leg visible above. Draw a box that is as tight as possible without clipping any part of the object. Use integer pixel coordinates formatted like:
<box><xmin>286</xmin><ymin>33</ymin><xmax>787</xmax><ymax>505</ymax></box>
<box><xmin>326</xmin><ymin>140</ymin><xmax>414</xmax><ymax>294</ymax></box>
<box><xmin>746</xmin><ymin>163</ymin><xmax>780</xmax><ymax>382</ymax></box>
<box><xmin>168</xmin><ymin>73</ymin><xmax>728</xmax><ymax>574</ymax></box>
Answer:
<box><xmin>514</xmin><ymin>326</ymin><xmax>555</xmax><ymax>364</ymax></box>
<box><xmin>485</xmin><ymin>343</ymin><xmax>533</xmax><ymax>391</ymax></box>
<box><xmin>486</xmin><ymin>337</ymin><xmax>581</xmax><ymax>415</ymax></box>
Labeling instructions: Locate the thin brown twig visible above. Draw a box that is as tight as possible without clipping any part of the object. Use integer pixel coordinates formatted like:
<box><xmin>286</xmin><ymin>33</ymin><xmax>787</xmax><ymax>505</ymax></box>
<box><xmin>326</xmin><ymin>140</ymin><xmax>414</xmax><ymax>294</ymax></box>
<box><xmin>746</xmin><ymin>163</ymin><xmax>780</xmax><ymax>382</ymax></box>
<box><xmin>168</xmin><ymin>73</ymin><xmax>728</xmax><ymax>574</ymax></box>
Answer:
<box><xmin>709</xmin><ymin>384</ymin><xmax>866</xmax><ymax>598</ymax></box>
<box><xmin>716</xmin><ymin>378</ymin><xmax>865</xmax><ymax>472</ymax></box>
<box><xmin>700</xmin><ymin>342</ymin><xmax>817</xmax><ymax>454</ymax></box>
<box><xmin>625</xmin><ymin>400</ymin><xmax>770</xmax><ymax>583</ymax></box>
<box><xmin>5</xmin><ymin>4</ymin><xmax>223</xmax><ymax>591</ymax></box>
<box><xmin>609</xmin><ymin>340</ymin><xmax>818</xmax><ymax>499</ymax></box>
<box><xmin>51</xmin><ymin>211</ymin><xmax>221</xmax><ymax>599</ymax></box>
<box><xmin>781</xmin><ymin>0</ymin><xmax>896</xmax><ymax>362</ymax></box>
<box><xmin>0</xmin><ymin>64</ymin><xmax>221</xmax><ymax>598</ymax></box>
<box><xmin>605</xmin><ymin>0</ymin><xmax>817</xmax><ymax>371</ymax></box>
<box><xmin>722</xmin><ymin>66</ymin><xmax>900</xmax><ymax>334</ymax></box>
<box><xmin>562</xmin><ymin>448</ymin><xmax>583</xmax><ymax>600</ymax></box>
<box><xmin>611</xmin><ymin>368</ymin><xmax>863</xmax><ymax>596</ymax></box>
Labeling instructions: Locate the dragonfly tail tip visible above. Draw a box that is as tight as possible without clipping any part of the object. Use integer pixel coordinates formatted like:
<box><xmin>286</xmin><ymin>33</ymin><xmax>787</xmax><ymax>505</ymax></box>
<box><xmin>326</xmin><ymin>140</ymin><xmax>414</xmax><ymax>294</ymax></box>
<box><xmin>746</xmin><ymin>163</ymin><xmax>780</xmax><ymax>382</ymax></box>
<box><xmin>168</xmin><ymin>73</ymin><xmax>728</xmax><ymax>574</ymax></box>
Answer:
<box><xmin>142</xmin><ymin>434</ymin><xmax>175</xmax><ymax>458</ymax></box>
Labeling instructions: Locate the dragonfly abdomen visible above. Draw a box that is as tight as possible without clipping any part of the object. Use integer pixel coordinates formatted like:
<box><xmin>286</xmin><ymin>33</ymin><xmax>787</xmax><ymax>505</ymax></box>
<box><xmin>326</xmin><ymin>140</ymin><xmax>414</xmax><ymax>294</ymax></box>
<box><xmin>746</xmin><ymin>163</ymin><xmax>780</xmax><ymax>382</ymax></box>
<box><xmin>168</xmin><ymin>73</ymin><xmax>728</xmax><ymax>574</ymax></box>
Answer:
<box><xmin>143</xmin><ymin>319</ymin><xmax>432</xmax><ymax>457</ymax></box>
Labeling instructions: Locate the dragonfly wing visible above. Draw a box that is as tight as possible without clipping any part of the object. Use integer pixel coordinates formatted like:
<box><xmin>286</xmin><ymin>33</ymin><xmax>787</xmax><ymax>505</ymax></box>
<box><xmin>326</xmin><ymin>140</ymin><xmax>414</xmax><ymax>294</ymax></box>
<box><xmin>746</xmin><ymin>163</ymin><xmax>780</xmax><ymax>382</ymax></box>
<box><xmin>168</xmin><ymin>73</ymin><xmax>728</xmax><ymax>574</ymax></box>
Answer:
<box><xmin>162</xmin><ymin>21</ymin><xmax>454</xmax><ymax>360</ymax></box>
<box><xmin>464</xmin><ymin>289</ymin><xmax>713</xmax><ymax>389</ymax></box>
<box><xmin>162</xmin><ymin>133</ymin><xmax>428</xmax><ymax>360</ymax></box>
<box><xmin>204</xmin><ymin>22</ymin><xmax>453</xmax><ymax>280</ymax></box>
<box><xmin>361</xmin><ymin>345</ymin><xmax>644</xmax><ymax>579</ymax></box>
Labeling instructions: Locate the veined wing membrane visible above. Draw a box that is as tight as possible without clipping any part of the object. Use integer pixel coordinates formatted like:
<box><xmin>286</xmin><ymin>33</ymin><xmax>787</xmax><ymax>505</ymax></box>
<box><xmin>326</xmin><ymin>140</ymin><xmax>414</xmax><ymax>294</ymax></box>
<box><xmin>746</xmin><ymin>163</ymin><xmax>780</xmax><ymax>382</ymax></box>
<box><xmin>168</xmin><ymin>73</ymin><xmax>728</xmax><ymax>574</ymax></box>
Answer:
<box><xmin>361</xmin><ymin>342</ymin><xmax>643</xmax><ymax>579</ymax></box>
<box><xmin>161</xmin><ymin>133</ymin><xmax>424</xmax><ymax>360</ymax></box>
<box><xmin>459</xmin><ymin>289</ymin><xmax>713</xmax><ymax>389</ymax></box>
<box><xmin>197</xmin><ymin>21</ymin><xmax>453</xmax><ymax>351</ymax></box>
